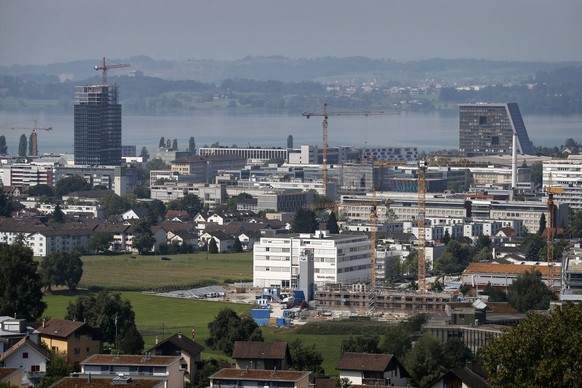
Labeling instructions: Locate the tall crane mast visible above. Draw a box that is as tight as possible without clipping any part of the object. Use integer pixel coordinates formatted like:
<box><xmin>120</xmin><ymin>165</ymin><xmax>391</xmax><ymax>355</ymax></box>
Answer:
<box><xmin>369</xmin><ymin>186</ymin><xmax>378</xmax><ymax>308</ymax></box>
<box><xmin>302</xmin><ymin>103</ymin><xmax>397</xmax><ymax>198</ymax></box>
<box><xmin>0</xmin><ymin>120</ymin><xmax>52</xmax><ymax>156</ymax></box>
<box><xmin>417</xmin><ymin>159</ymin><xmax>428</xmax><ymax>293</ymax></box>
<box><xmin>546</xmin><ymin>172</ymin><xmax>564</xmax><ymax>289</ymax></box>
<box><xmin>94</xmin><ymin>57</ymin><xmax>130</xmax><ymax>85</ymax></box>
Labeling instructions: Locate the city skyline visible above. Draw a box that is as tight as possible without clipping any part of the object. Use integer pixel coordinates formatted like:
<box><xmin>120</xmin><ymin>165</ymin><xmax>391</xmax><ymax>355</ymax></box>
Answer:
<box><xmin>1</xmin><ymin>0</ymin><xmax>581</xmax><ymax>67</ymax></box>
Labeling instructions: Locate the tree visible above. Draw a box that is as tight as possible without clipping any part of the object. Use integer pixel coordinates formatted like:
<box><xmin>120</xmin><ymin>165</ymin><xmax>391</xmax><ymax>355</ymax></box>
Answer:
<box><xmin>537</xmin><ymin>213</ymin><xmax>547</xmax><ymax>235</ymax></box>
<box><xmin>18</xmin><ymin>134</ymin><xmax>27</xmax><ymax>157</ymax></box>
<box><xmin>0</xmin><ymin>189</ymin><xmax>13</xmax><ymax>217</ymax></box>
<box><xmin>206</xmin><ymin>308</ymin><xmax>263</xmax><ymax>356</ymax></box>
<box><xmin>132</xmin><ymin>220</ymin><xmax>155</xmax><ymax>255</ymax></box>
<box><xmin>118</xmin><ymin>323</ymin><xmax>145</xmax><ymax>354</ymax></box>
<box><xmin>88</xmin><ymin>231</ymin><xmax>114</xmax><ymax>254</ymax></box>
<box><xmin>404</xmin><ymin>333</ymin><xmax>447</xmax><ymax>388</ymax></box>
<box><xmin>480</xmin><ymin>302</ymin><xmax>582</xmax><ymax>387</ymax></box>
<box><xmin>0</xmin><ymin>135</ymin><xmax>7</xmax><ymax>154</ymax></box>
<box><xmin>379</xmin><ymin>324</ymin><xmax>412</xmax><ymax>358</ymax></box>
<box><xmin>159</xmin><ymin>137</ymin><xmax>165</xmax><ymax>148</ymax></box>
<box><xmin>232</xmin><ymin>237</ymin><xmax>243</xmax><ymax>253</ymax></box>
<box><xmin>291</xmin><ymin>208</ymin><xmax>319</xmax><ymax>233</ymax></box>
<box><xmin>28</xmin><ymin>184</ymin><xmax>54</xmax><ymax>197</ymax></box>
<box><xmin>442</xmin><ymin>229</ymin><xmax>451</xmax><ymax>245</ymax></box>
<box><xmin>36</xmin><ymin>351</ymin><xmax>71</xmax><ymax>388</ymax></box>
<box><xmin>482</xmin><ymin>282</ymin><xmax>508</xmax><ymax>302</ymax></box>
<box><xmin>507</xmin><ymin>270</ymin><xmax>554</xmax><ymax>312</ymax></box>
<box><xmin>288</xmin><ymin>339</ymin><xmax>324</xmax><ymax>375</ymax></box>
<box><xmin>139</xmin><ymin>146</ymin><xmax>149</xmax><ymax>160</ymax></box>
<box><xmin>521</xmin><ymin>233</ymin><xmax>546</xmax><ymax>261</ymax></box>
<box><xmin>52</xmin><ymin>203</ymin><xmax>66</xmax><ymax>223</ymax></box>
<box><xmin>208</xmin><ymin>238</ymin><xmax>218</xmax><ymax>254</ymax></box>
<box><xmin>41</xmin><ymin>252</ymin><xmax>83</xmax><ymax>291</ymax></box>
<box><xmin>0</xmin><ymin>243</ymin><xmax>46</xmax><ymax>320</ymax></box>
<box><xmin>188</xmin><ymin>136</ymin><xmax>196</xmax><ymax>152</ymax></box>
<box><xmin>341</xmin><ymin>333</ymin><xmax>380</xmax><ymax>354</ymax></box>
<box><xmin>569</xmin><ymin>209</ymin><xmax>582</xmax><ymax>237</ymax></box>
<box><xmin>99</xmin><ymin>192</ymin><xmax>133</xmax><ymax>219</ymax></box>
<box><xmin>55</xmin><ymin>175</ymin><xmax>92</xmax><ymax>197</ymax></box>
<box><xmin>66</xmin><ymin>291</ymin><xmax>143</xmax><ymax>352</ymax></box>
<box><xmin>434</xmin><ymin>240</ymin><xmax>473</xmax><ymax>274</ymax></box>
<box><xmin>473</xmin><ymin>234</ymin><xmax>491</xmax><ymax>252</ymax></box>
<box><xmin>326</xmin><ymin>212</ymin><xmax>340</xmax><ymax>234</ymax></box>
<box><xmin>167</xmin><ymin>194</ymin><xmax>203</xmax><ymax>217</ymax></box>
<box><xmin>443</xmin><ymin>339</ymin><xmax>473</xmax><ymax>368</ymax></box>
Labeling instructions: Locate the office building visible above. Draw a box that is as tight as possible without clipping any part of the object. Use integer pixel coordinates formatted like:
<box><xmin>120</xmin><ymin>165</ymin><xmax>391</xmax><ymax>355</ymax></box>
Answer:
<box><xmin>74</xmin><ymin>85</ymin><xmax>122</xmax><ymax>166</ymax></box>
<box><xmin>459</xmin><ymin>103</ymin><xmax>534</xmax><ymax>157</ymax></box>
<box><xmin>543</xmin><ymin>155</ymin><xmax>582</xmax><ymax>210</ymax></box>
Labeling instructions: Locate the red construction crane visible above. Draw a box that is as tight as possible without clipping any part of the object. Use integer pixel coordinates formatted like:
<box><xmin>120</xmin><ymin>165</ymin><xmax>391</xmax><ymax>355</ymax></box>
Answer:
<box><xmin>94</xmin><ymin>57</ymin><xmax>130</xmax><ymax>85</ymax></box>
<box><xmin>302</xmin><ymin>103</ymin><xmax>398</xmax><ymax>199</ymax></box>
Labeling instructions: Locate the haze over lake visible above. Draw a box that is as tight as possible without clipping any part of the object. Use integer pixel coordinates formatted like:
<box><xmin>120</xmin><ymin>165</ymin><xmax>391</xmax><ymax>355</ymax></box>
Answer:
<box><xmin>0</xmin><ymin>110</ymin><xmax>579</xmax><ymax>156</ymax></box>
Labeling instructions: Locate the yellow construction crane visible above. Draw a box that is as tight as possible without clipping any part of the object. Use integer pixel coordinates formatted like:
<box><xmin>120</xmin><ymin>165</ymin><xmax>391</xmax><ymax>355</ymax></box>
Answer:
<box><xmin>0</xmin><ymin>120</ymin><xmax>52</xmax><ymax>156</ymax></box>
<box><xmin>370</xmin><ymin>186</ymin><xmax>378</xmax><ymax>299</ymax></box>
<box><xmin>95</xmin><ymin>57</ymin><xmax>131</xmax><ymax>85</ymax></box>
<box><xmin>546</xmin><ymin>173</ymin><xmax>564</xmax><ymax>289</ymax></box>
<box><xmin>417</xmin><ymin>159</ymin><xmax>428</xmax><ymax>293</ymax></box>
<box><xmin>302</xmin><ymin>103</ymin><xmax>398</xmax><ymax>199</ymax></box>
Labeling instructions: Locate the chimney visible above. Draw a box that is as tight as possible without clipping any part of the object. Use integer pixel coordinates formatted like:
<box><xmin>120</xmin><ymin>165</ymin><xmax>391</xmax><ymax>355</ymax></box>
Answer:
<box><xmin>42</xmin><ymin>319</ymin><xmax>46</xmax><ymax>328</ymax></box>
<box><xmin>155</xmin><ymin>336</ymin><xmax>159</xmax><ymax>344</ymax></box>
<box><xmin>178</xmin><ymin>332</ymin><xmax>182</xmax><ymax>339</ymax></box>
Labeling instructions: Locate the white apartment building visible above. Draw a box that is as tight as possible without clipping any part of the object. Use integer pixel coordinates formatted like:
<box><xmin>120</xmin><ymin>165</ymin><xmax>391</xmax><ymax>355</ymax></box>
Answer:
<box><xmin>150</xmin><ymin>183</ymin><xmax>227</xmax><ymax>208</ymax></box>
<box><xmin>253</xmin><ymin>231</ymin><xmax>371</xmax><ymax>289</ymax></box>
<box><xmin>543</xmin><ymin>155</ymin><xmax>582</xmax><ymax>210</ymax></box>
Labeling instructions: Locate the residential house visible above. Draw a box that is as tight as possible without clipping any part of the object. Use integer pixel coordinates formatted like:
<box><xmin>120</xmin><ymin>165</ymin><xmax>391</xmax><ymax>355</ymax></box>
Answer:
<box><xmin>0</xmin><ymin>336</ymin><xmax>49</xmax><ymax>383</ymax></box>
<box><xmin>199</xmin><ymin>231</ymin><xmax>235</xmax><ymax>252</ymax></box>
<box><xmin>429</xmin><ymin>363</ymin><xmax>491</xmax><ymax>388</ymax></box>
<box><xmin>51</xmin><ymin>376</ymin><xmax>165</xmax><ymax>387</ymax></box>
<box><xmin>167</xmin><ymin>229</ymin><xmax>198</xmax><ymax>248</ymax></box>
<box><xmin>121</xmin><ymin>207</ymin><xmax>149</xmax><ymax>221</ymax></box>
<box><xmin>0</xmin><ymin>367</ymin><xmax>25</xmax><ymax>388</ymax></box>
<box><xmin>210</xmin><ymin>369</ymin><xmax>310</xmax><ymax>388</ymax></box>
<box><xmin>0</xmin><ymin>317</ymin><xmax>39</xmax><ymax>356</ymax></box>
<box><xmin>336</xmin><ymin>352</ymin><xmax>410</xmax><ymax>388</ymax></box>
<box><xmin>36</xmin><ymin>318</ymin><xmax>103</xmax><ymax>368</ymax></box>
<box><xmin>231</xmin><ymin>341</ymin><xmax>291</xmax><ymax>371</ymax></box>
<box><xmin>146</xmin><ymin>332</ymin><xmax>205</xmax><ymax>384</ymax></box>
<box><xmin>80</xmin><ymin>354</ymin><xmax>182</xmax><ymax>388</ymax></box>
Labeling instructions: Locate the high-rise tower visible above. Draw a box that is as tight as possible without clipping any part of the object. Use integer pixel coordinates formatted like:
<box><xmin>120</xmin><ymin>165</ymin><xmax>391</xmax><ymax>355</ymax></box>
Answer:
<box><xmin>74</xmin><ymin>85</ymin><xmax>122</xmax><ymax>166</ymax></box>
<box><xmin>459</xmin><ymin>103</ymin><xmax>534</xmax><ymax>157</ymax></box>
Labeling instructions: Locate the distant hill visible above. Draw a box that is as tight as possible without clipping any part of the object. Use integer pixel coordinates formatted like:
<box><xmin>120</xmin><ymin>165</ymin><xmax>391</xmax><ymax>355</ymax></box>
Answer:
<box><xmin>1</xmin><ymin>55</ymin><xmax>580</xmax><ymax>84</ymax></box>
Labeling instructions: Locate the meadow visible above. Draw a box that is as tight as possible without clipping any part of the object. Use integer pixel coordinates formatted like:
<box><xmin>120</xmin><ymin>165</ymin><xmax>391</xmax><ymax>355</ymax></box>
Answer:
<box><xmin>42</xmin><ymin>252</ymin><xmax>386</xmax><ymax>376</ymax></box>
<box><xmin>77</xmin><ymin>252</ymin><xmax>253</xmax><ymax>291</ymax></box>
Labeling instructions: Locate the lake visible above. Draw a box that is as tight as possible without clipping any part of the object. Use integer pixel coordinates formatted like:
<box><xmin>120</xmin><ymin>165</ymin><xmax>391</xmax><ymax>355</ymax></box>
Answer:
<box><xmin>0</xmin><ymin>110</ymin><xmax>579</xmax><ymax>155</ymax></box>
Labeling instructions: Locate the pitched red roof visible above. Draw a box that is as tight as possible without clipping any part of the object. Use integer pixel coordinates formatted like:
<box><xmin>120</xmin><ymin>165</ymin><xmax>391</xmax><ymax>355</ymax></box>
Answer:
<box><xmin>36</xmin><ymin>318</ymin><xmax>86</xmax><ymax>338</ymax></box>
<box><xmin>0</xmin><ymin>336</ymin><xmax>49</xmax><ymax>362</ymax></box>
<box><xmin>82</xmin><ymin>354</ymin><xmax>180</xmax><ymax>366</ymax></box>
<box><xmin>211</xmin><ymin>368</ymin><xmax>310</xmax><ymax>382</ymax></box>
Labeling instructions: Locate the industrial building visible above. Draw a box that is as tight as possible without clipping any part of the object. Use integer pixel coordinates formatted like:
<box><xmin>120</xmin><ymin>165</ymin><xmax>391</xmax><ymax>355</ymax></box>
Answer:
<box><xmin>459</xmin><ymin>103</ymin><xmax>534</xmax><ymax>157</ymax></box>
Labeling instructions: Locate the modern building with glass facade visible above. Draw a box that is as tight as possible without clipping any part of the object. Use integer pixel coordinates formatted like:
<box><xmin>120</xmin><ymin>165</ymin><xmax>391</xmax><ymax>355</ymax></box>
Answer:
<box><xmin>74</xmin><ymin>85</ymin><xmax>122</xmax><ymax>166</ymax></box>
<box><xmin>459</xmin><ymin>103</ymin><xmax>534</xmax><ymax>157</ymax></box>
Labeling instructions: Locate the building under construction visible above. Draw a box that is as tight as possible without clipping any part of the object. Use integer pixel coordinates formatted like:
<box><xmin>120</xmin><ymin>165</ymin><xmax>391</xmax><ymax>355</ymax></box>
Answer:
<box><xmin>316</xmin><ymin>283</ymin><xmax>456</xmax><ymax>313</ymax></box>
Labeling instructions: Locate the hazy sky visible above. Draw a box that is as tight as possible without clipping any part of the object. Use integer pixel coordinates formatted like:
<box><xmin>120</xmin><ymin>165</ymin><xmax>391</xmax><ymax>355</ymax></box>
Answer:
<box><xmin>1</xmin><ymin>0</ymin><xmax>581</xmax><ymax>66</ymax></box>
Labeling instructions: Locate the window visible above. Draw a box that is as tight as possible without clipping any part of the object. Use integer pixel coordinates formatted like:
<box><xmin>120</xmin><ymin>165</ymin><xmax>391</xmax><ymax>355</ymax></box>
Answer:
<box><xmin>74</xmin><ymin>348</ymin><xmax>81</xmax><ymax>355</ymax></box>
<box><xmin>31</xmin><ymin>365</ymin><xmax>40</xmax><ymax>372</ymax></box>
<box><xmin>23</xmin><ymin>352</ymin><xmax>29</xmax><ymax>358</ymax></box>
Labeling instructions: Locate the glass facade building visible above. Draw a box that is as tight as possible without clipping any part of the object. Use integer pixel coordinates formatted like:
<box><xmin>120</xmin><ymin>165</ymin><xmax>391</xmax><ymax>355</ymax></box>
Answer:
<box><xmin>459</xmin><ymin>103</ymin><xmax>534</xmax><ymax>157</ymax></box>
<box><xmin>74</xmin><ymin>85</ymin><xmax>122</xmax><ymax>166</ymax></box>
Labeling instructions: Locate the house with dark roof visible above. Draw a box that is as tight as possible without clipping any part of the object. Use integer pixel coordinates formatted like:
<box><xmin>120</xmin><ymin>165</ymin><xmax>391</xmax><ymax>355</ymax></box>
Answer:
<box><xmin>231</xmin><ymin>341</ymin><xmax>291</xmax><ymax>371</ymax></box>
<box><xmin>0</xmin><ymin>367</ymin><xmax>25</xmax><ymax>387</ymax></box>
<box><xmin>36</xmin><ymin>318</ymin><xmax>102</xmax><ymax>368</ymax></box>
<box><xmin>146</xmin><ymin>332</ymin><xmax>205</xmax><ymax>384</ymax></box>
<box><xmin>199</xmin><ymin>231</ymin><xmax>236</xmax><ymax>252</ymax></box>
<box><xmin>336</xmin><ymin>352</ymin><xmax>410</xmax><ymax>387</ymax></box>
<box><xmin>0</xmin><ymin>336</ymin><xmax>49</xmax><ymax>383</ymax></box>
<box><xmin>429</xmin><ymin>363</ymin><xmax>491</xmax><ymax>388</ymax></box>
<box><xmin>210</xmin><ymin>368</ymin><xmax>310</xmax><ymax>388</ymax></box>
<box><xmin>80</xmin><ymin>354</ymin><xmax>181</xmax><ymax>388</ymax></box>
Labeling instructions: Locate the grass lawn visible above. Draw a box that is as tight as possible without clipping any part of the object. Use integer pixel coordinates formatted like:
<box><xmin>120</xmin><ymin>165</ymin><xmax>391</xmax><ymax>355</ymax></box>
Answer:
<box><xmin>43</xmin><ymin>291</ymin><xmax>348</xmax><ymax>376</ymax></box>
<box><xmin>77</xmin><ymin>252</ymin><xmax>253</xmax><ymax>291</ymax></box>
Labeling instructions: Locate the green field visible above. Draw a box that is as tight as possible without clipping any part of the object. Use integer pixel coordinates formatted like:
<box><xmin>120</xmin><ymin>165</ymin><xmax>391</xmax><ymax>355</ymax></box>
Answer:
<box><xmin>43</xmin><ymin>291</ymin><xmax>350</xmax><ymax>375</ymax></box>
<box><xmin>42</xmin><ymin>252</ymin><xmax>381</xmax><ymax>376</ymax></box>
<box><xmin>77</xmin><ymin>252</ymin><xmax>253</xmax><ymax>291</ymax></box>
